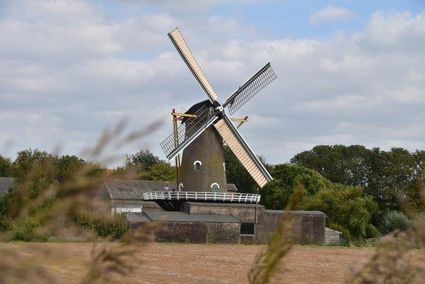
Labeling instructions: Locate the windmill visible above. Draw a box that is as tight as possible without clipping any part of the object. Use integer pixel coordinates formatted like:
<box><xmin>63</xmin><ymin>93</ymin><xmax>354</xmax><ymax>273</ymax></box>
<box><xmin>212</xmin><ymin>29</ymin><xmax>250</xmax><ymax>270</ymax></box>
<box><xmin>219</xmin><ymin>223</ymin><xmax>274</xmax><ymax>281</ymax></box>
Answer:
<box><xmin>158</xmin><ymin>27</ymin><xmax>276</xmax><ymax>196</ymax></box>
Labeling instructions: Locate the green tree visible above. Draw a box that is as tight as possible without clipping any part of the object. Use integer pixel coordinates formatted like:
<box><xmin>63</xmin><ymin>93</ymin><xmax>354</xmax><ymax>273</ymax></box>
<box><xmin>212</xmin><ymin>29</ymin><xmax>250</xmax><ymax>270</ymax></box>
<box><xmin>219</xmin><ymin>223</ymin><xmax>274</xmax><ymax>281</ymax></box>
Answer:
<box><xmin>125</xmin><ymin>149</ymin><xmax>160</xmax><ymax>173</ymax></box>
<box><xmin>57</xmin><ymin>155</ymin><xmax>85</xmax><ymax>182</ymax></box>
<box><xmin>260</xmin><ymin>164</ymin><xmax>331</xmax><ymax>209</ymax></box>
<box><xmin>291</xmin><ymin>145</ymin><xmax>371</xmax><ymax>186</ymax></box>
<box><xmin>0</xmin><ymin>155</ymin><xmax>13</xmax><ymax>177</ymax></box>
<box><xmin>301</xmin><ymin>184</ymin><xmax>379</xmax><ymax>242</ymax></box>
<box><xmin>139</xmin><ymin>162</ymin><xmax>175</xmax><ymax>181</ymax></box>
<box><xmin>260</xmin><ymin>163</ymin><xmax>379</xmax><ymax>242</ymax></box>
<box><xmin>291</xmin><ymin>145</ymin><xmax>425</xmax><ymax>217</ymax></box>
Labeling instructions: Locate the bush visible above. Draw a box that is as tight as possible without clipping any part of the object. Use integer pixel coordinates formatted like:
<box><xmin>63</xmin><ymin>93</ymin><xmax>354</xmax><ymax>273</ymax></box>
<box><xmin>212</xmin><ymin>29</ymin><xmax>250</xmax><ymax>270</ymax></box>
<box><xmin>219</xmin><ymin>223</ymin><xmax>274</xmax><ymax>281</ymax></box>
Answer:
<box><xmin>300</xmin><ymin>184</ymin><xmax>379</xmax><ymax>243</ymax></box>
<box><xmin>10</xmin><ymin>218</ymin><xmax>48</xmax><ymax>241</ymax></box>
<box><xmin>380</xmin><ymin>210</ymin><xmax>411</xmax><ymax>234</ymax></box>
<box><xmin>76</xmin><ymin>213</ymin><xmax>129</xmax><ymax>239</ymax></box>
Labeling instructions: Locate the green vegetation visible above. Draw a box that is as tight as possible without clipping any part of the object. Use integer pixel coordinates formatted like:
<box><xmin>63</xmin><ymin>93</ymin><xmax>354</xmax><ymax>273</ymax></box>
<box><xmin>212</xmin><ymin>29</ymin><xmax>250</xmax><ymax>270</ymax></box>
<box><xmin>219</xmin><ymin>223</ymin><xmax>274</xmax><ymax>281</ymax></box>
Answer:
<box><xmin>0</xmin><ymin>148</ymin><xmax>174</xmax><ymax>241</ymax></box>
<box><xmin>259</xmin><ymin>164</ymin><xmax>379</xmax><ymax>242</ymax></box>
<box><xmin>226</xmin><ymin>145</ymin><xmax>424</xmax><ymax>243</ymax></box>
<box><xmin>1</xmin><ymin>145</ymin><xmax>424</xmax><ymax>244</ymax></box>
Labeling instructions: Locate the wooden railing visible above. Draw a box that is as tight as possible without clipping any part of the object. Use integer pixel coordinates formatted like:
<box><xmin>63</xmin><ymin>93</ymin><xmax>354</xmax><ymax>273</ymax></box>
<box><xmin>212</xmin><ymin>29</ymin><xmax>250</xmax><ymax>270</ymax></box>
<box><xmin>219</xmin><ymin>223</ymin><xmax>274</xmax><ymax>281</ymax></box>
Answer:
<box><xmin>143</xmin><ymin>191</ymin><xmax>261</xmax><ymax>203</ymax></box>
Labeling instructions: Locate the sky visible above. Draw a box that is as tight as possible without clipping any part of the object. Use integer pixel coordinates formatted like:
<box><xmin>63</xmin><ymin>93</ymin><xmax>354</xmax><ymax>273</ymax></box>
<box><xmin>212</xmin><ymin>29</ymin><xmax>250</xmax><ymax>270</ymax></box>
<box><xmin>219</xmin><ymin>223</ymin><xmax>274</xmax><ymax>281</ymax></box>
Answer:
<box><xmin>0</xmin><ymin>0</ymin><xmax>424</xmax><ymax>166</ymax></box>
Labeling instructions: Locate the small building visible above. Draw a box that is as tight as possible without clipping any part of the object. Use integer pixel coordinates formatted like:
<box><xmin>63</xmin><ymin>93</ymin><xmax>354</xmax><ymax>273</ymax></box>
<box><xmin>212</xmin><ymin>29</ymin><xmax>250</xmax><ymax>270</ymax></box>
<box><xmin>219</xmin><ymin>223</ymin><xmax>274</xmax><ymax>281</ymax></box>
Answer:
<box><xmin>101</xmin><ymin>180</ymin><xmax>326</xmax><ymax>245</ymax></box>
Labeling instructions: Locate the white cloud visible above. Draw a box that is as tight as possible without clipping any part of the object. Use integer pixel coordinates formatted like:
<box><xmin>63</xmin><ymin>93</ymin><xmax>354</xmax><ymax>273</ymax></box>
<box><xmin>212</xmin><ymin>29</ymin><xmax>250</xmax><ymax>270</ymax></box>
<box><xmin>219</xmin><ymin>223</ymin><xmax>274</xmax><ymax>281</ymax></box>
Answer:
<box><xmin>0</xmin><ymin>1</ymin><xmax>424</xmax><ymax>165</ymax></box>
<box><xmin>310</xmin><ymin>5</ymin><xmax>356</xmax><ymax>24</ymax></box>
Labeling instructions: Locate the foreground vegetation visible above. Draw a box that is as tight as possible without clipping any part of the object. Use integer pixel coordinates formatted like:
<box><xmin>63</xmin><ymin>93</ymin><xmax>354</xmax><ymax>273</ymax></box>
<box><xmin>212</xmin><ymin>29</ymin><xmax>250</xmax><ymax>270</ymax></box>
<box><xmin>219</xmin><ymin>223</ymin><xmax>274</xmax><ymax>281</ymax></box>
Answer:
<box><xmin>0</xmin><ymin>121</ymin><xmax>423</xmax><ymax>283</ymax></box>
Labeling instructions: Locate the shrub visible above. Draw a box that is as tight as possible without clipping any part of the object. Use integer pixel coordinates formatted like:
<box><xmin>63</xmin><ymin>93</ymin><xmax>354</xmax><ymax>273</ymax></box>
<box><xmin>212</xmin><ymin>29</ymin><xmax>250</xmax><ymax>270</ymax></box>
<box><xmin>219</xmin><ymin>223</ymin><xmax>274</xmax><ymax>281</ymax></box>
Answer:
<box><xmin>10</xmin><ymin>218</ymin><xmax>48</xmax><ymax>242</ymax></box>
<box><xmin>380</xmin><ymin>210</ymin><xmax>411</xmax><ymax>234</ymax></box>
<box><xmin>76</xmin><ymin>213</ymin><xmax>128</xmax><ymax>239</ymax></box>
<box><xmin>300</xmin><ymin>184</ymin><xmax>379</xmax><ymax>243</ymax></box>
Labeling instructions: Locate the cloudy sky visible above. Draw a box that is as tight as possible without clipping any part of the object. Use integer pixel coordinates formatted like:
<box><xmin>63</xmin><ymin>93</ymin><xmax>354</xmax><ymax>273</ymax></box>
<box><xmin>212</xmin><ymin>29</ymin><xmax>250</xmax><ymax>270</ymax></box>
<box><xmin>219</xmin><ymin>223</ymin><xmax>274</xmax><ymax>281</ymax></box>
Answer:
<box><xmin>0</xmin><ymin>0</ymin><xmax>424</xmax><ymax>166</ymax></box>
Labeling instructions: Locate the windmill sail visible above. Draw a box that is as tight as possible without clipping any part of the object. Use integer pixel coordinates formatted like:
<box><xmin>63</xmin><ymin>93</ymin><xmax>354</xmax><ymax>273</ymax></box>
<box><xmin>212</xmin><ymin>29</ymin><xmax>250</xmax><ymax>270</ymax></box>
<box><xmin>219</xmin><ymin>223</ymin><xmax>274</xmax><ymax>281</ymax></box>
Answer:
<box><xmin>168</xmin><ymin>28</ymin><xmax>219</xmax><ymax>103</ymax></box>
<box><xmin>223</xmin><ymin>63</ymin><xmax>276</xmax><ymax>115</ymax></box>
<box><xmin>160</xmin><ymin>105</ymin><xmax>218</xmax><ymax>160</ymax></box>
<box><xmin>214</xmin><ymin>115</ymin><xmax>273</xmax><ymax>188</ymax></box>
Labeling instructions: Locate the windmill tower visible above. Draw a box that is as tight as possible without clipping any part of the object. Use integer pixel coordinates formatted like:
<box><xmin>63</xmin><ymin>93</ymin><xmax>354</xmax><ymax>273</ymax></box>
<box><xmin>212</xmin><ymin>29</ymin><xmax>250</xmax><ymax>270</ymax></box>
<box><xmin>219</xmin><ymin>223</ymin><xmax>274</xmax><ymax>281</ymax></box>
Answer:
<box><xmin>160</xmin><ymin>27</ymin><xmax>276</xmax><ymax>192</ymax></box>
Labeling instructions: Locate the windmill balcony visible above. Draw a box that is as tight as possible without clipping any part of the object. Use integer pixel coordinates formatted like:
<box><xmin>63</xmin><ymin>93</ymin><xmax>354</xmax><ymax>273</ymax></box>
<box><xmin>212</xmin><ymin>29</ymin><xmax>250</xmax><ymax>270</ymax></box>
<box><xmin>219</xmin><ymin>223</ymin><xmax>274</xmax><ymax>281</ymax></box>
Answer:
<box><xmin>143</xmin><ymin>191</ymin><xmax>261</xmax><ymax>203</ymax></box>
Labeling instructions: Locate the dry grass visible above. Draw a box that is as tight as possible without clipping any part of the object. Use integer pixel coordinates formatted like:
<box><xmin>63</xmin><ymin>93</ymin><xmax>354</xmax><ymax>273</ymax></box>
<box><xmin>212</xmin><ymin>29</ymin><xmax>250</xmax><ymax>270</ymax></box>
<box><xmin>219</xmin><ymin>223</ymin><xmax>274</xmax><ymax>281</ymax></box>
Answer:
<box><xmin>1</xmin><ymin>242</ymin><xmax>423</xmax><ymax>284</ymax></box>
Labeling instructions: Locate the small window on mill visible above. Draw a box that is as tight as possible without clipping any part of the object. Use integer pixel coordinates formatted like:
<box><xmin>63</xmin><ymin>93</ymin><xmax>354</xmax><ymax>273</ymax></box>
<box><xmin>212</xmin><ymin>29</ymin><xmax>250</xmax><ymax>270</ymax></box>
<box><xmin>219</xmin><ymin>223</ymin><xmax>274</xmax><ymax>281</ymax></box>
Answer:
<box><xmin>211</xmin><ymin>182</ymin><xmax>220</xmax><ymax>192</ymax></box>
<box><xmin>193</xmin><ymin>160</ymin><xmax>202</xmax><ymax>171</ymax></box>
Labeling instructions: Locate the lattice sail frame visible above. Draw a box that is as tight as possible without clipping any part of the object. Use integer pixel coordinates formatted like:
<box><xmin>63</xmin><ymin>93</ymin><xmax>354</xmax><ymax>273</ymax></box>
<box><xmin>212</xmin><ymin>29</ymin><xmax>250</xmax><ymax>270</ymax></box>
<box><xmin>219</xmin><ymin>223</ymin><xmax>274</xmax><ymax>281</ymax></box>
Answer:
<box><xmin>224</xmin><ymin>63</ymin><xmax>277</xmax><ymax>115</ymax></box>
<box><xmin>160</xmin><ymin>105</ymin><xmax>217</xmax><ymax>159</ymax></box>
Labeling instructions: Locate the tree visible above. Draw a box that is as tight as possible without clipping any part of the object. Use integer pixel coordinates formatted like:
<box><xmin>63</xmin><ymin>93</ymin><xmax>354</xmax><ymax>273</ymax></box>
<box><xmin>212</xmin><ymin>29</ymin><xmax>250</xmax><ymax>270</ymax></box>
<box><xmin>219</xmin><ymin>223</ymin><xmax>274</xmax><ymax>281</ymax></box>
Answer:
<box><xmin>291</xmin><ymin>145</ymin><xmax>371</xmax><ymax>186</ymax></box>
<box><xmin>291</xmin><ymin>145</ymin><xmax>425</xmax><ymax>215</ymax></box>
<box><xmin>260</xmin><ymin>164</ymin><xmax>331</xmax><ymax>209</ymax></box>
<box><xmin>139</xmin><ymin>162</ymin><xmax>175</xmax><ymax>181</ymax></box>
<box><xmin>125</xmin><ymin>149</ymin><xmax>160</xmax><ymax>173</ymax></box>
<box><xmin>12</xmin><ymin>149</ymin><xmax>56</xmax><ymax>180</ymax></box>
<box><xmin>300</xmin><ymin>184</ymin><xmax>379</xmax><ymax>242</ymax></box>
<box><xmin>0</xmin><ymin>155</ymin><xmax>13</xmax><ymax>177</ymax></box>
<box><xmin>259</xmin><ymin>163</ymin><xmax>379</xmax><ymax>242</ymax></box>
<box><xmin>57</xmin><ymin>155</ymin><xmax>85</xmax><ymax>182</ymax></box>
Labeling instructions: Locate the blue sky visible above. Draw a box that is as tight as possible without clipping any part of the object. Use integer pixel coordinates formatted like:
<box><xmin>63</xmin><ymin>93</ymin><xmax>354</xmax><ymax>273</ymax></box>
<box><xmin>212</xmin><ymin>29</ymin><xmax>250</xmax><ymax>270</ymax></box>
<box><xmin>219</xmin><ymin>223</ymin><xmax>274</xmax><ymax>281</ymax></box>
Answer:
<box><xmin>0</xmin><ymin>0</ymin><xmax>424</xmax><ymax>166</ymax></box>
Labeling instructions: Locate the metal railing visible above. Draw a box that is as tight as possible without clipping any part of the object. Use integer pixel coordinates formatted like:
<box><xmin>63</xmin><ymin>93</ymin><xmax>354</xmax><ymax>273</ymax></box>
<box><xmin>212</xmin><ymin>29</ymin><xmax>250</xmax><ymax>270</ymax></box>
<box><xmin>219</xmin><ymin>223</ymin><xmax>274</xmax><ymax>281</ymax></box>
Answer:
<box><xmin>143</xmin><ymin>191</ymin><xmax>261</xmax><ymax>203</ymax></box>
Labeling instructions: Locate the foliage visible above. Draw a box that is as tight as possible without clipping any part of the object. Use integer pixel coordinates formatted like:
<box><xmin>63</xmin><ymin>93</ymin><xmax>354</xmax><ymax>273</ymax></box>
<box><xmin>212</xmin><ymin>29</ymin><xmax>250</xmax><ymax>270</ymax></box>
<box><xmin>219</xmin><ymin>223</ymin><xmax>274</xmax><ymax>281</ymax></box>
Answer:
<box><xmin>57</xmin><ymin>155</ymin><xmax>85</xmax><ymax>182</ymax></box>
<box><xmin>291</xmin><ymin>145</ymin><xmax>425</xmax><ymax>229</ymax></box>
<box><xmin>125</xmin><ymin>149</ymin><xmax>175</xmax><ymax>181</ymax></box>
<box><xmin>260</xmin><ymin>164</ymin><xmax>331</xmax><ymax>209</ymax></box>
<box><xmin>301</xmin><ymin>184</ymin><xmax>379</xmax><ymax>242</ymax></box>
<box><xmin>260</xmin><ymin>164</ymin><xmax>379</xmax><ymax>242</ymax></box>
<box><xmin>379</xmin><ymin>211</ymin><xmax>412</xmax><ymax>234</ymax></box>
<box><xmin>76</xmin><ymin>213</ymin><xmax>128</xmax><ymax>239</ymax></box>
<box><xmin>348</xmin><ymin>221</ymin><xmax>425</xmax><ymax>283</ymax></box>
<box><xmin>10</xmin><ymin>218</ymin><xmax>47</xmax><ymax>242</ymax></box>
<box><xmin>0</xmin><ymin>155</ymin><xmax>13</xmax><ymax>177</ymax></box>
<box><xmin>125</xmin><ymin>149</ymin><xmax>160</xmax><ymax>172</ymax></box>
<box><xmin>405</xmin><ymin>174</ymin><xmax>425</xmax><ymax>212</ymax></box>
<box><xmin>139</xmin><ymin>162</ymin><xmax>175</xmax><ymax>181</ymax></box>
<box><xmin>291</xmin><ymin>145</ymin><xmax>371</xmax><ymax>186</ymax></box>
<box><xmin>0</xmin><ymin>119</ymin><xmax>164</xmax><ymax>283</ymax></box>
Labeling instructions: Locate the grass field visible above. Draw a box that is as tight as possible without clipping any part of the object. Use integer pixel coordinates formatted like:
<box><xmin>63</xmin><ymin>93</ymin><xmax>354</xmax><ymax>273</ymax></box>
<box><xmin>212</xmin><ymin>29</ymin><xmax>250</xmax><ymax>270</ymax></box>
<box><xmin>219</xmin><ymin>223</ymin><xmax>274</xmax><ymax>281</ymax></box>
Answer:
<box><xmin>0</xmin><ymin>242</ymin><xmax>391</xmax><ymax>283</ymax></box>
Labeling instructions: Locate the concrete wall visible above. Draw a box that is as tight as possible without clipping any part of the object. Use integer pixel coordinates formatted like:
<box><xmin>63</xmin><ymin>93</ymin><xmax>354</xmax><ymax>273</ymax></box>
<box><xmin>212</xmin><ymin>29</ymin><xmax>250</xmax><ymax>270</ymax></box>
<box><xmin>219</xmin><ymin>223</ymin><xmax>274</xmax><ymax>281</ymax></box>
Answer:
<box><xmin>325</xmin><ymin>227</ymin><xmax>341</xmax><ymax>245</ymax></box>
<box><xmin>126</xmin><ymin>201</ymin><xmax>326</xmax><ymax>245</ymax></box>
<box><xmin>154</xmin><ymin>222</ymin><xmax>240</xmax><ymax>244</ymax></box>
<box><xmin>183</xmin><ymin>202</ymin><xmax>263</xmax><ymax>223</ymax></box>
<box><xmin>257</xmin><ymin>210</ymin><xmax>326</xmax><ymax>245</ymax></box>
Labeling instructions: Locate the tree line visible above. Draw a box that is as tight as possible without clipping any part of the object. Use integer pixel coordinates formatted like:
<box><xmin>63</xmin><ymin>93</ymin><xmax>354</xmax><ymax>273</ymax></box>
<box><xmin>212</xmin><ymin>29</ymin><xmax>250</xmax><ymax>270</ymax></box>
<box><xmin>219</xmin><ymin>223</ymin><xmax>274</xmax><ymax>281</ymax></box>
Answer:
<box><xmin>1</xmin><ymin>145</ymin><xmax>424</xmax><ymax>244</ymax></box>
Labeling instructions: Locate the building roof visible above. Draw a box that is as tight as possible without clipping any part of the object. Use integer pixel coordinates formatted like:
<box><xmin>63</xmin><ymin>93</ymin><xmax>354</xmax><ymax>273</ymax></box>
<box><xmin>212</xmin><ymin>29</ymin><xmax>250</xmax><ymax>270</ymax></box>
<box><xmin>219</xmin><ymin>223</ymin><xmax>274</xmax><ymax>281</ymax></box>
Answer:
<box><xmin>105</xmin><ymin>180</ymin><xmax>176</xmax><ymax>200</ymax></box>
<box><xmin>104</xmin><ymin>180</ymin><xmax>239</xmax><ymax>200</ymax></box>
<box><xmin>127</xmin><ymin>212</ymin><xmax>151</xmax><ymax>223</ymax></box>
<box><xmin>0</xmin><ymin>177</ymin><xmax>15</xmax><ymax>195</ymax></box>
<box><xmin>143</xmin><ymin>208</ymin><xmax>239</xmax><ymax>223</ymax></box>
<box><xmin>226</xmin><ymin>183</ymin><xmax>238</xmax><ymax>192</ymax></box>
